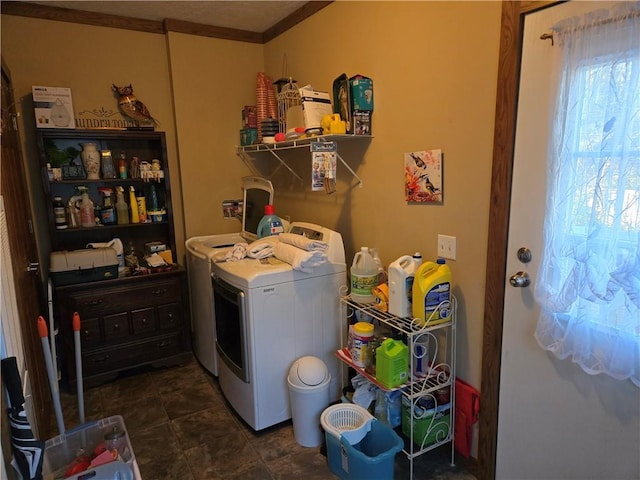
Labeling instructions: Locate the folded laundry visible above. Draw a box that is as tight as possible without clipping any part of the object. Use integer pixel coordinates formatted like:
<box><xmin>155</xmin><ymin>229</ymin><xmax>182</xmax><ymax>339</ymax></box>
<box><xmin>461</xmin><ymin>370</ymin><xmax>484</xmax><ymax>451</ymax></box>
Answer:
<box><xmin>246</xmin><ymin>237</ymin><xmax>278</xmax><ymax>259</ymax></box>
<box><xmin>279</xmin><ymin>232</ymin><xmax>328</xmax><ymax>252</ymax></box>
<box><xmin>213</xmin><ymin>243</ymin><xmax>248</xmax><ymax>262</ymax></box>
<box><xmin>273</xmin><ymin>242</ymin><xmax>327</xmax><ymax>273</ymax></box>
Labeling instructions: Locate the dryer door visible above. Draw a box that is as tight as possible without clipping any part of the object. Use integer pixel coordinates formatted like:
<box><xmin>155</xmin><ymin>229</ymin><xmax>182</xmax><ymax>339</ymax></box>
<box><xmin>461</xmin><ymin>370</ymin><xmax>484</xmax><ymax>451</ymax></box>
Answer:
<box><xmin>213</xmin><ymin>275</ymin><xmax>249</xmax><ymax>383</ymax></box>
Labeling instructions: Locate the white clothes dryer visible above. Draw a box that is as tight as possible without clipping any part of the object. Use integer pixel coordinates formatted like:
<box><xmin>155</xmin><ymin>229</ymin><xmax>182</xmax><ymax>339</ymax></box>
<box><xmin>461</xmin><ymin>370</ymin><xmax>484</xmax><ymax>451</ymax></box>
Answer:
<box><xmin>213</xmin><ymin>222</ymin><xmax>347</xmax><ymax>430</ymax></box>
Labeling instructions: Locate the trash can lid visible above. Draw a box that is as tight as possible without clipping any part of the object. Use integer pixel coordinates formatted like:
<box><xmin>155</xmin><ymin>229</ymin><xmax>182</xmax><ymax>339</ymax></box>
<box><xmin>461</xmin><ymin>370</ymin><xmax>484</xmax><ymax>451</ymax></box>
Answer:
<box><xmin>288</xmin><ymin>356</ymin><xmax>329</xmax><ymax>387</ymax></box>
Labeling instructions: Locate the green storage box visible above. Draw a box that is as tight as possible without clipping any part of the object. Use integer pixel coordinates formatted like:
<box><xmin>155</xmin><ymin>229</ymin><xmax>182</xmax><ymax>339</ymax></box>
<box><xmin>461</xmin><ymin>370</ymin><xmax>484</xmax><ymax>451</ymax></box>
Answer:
<box><xmin>401</xmin><ymin>398</ymin><xmax>450</xmax><ymax>448</ymax></box>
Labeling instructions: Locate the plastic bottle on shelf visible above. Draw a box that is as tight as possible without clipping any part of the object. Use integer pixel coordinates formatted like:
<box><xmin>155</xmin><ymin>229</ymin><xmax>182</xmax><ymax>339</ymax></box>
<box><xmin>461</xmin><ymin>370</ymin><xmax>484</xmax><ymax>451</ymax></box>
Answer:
<box><xmin>350</xmin><ymin>247</ymin><xmax>379</xmax><ymax>304</ymax></box>
<box><xmin>413</xmin><ymin>252</ymin><xmax>423</xmax><ymax>268</ymax></box>
<box><xmin>115</xmin><ymin>186</ymin><xmax>129</xmax><ymax>225</ymax></box>
<box><xmin>99</xmin><ymin>188</ymin><xmax>115</xmax><ymax>225</ymax></box>
<box><xmin>129</xmin><ymin>186</ymin><xmax>140</xmax><ymax>223</ymax></box>
<box><xmin>52</xmin><ymin>196</ymin><xmax>67</xmax><ymax>230</ymax></box>
<box><xmin>412</xmin><ymin>258</ymin><xmax>452</xmax><ymax>326</ymax></box>
<box><xmin>135</xmin><ymin>189</ymin><xmax>147</xmax><ymax>222</ymax></box>
<box><xmin>77</xmin><ymin>186</ymin><xmax>95</xmax><ymax>228</ymax></box>
<box><xmin>257</xmin><ymin>205</ymin><xmax>284</xmax><ymax>238</ymax></box>
<box><xmin>370</xmin><ymin>247</ymin><xmax>386</xmax><ymax>284</ymax></box>
<box><xmin>388</xmin><ymin>254</ymin><xmax>419</xmax><ymax>318</ymax></box>
<box><xmin>147</xmin><ymin>184</ymin><xmax>159</xmax><ymax>211</ymax></box>
<box><xmin>100</xmin><ymin>150</ymin><xmax>117</xmax><ymax>179</ymax></box>
<box><xmin>118</xmin><ymin>152</ymin><xmax>127</xmax><ymax>179</ymax></box>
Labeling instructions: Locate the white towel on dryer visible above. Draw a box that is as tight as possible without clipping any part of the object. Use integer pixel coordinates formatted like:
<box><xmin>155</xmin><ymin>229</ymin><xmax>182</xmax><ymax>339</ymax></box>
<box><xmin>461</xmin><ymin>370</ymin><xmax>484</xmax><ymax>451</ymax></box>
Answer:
<box><xmin>246</xmin><ymin>237</ymin><xmax>278</xmax><ymax>259</ymax></box>
<box><xmin>273</xmin><ymin>242</ymin><xmax>327</xmax><ymax>273</ymax></box>
<box><xmin>279</xmin><ymin>232</ymin><xmax>328</xmax><ymax>252</ymax></box>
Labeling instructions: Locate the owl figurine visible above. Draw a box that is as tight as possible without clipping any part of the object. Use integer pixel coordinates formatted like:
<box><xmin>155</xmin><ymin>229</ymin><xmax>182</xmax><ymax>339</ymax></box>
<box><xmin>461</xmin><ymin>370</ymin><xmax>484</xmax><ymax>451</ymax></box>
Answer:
<box><xmin>112</xmin><ymin>84</ymin><xmax>159</xmax><ymax>127</ymax></box>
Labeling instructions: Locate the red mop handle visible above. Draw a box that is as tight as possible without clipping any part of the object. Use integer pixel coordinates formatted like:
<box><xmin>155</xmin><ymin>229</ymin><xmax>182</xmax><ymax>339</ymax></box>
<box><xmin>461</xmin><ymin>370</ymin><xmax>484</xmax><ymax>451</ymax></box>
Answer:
<box><xmin>73</xmin><ymin>311</ymin><xmax>80</xmax><ymax>332</ymax></box>
<box><xmin>37</xmin><ymin>315</ymin><xmax>48</xmax><ymax>338</ymax></box>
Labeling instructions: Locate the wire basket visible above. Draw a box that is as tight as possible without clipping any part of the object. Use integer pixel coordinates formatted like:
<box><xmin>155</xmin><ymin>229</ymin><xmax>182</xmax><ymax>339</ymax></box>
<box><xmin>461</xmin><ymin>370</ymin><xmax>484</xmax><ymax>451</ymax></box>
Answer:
<box><xmin>321</xmin><ymin>403</ymin><xmax>374</xmax><ymax>444</ymax></box>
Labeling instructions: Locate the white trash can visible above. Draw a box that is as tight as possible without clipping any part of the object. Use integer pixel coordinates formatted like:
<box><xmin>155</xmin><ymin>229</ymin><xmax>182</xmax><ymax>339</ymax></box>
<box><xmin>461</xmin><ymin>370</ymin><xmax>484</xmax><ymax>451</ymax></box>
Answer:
<box><xmin>287</xmin><ymin>356</ymin><xmax>331</xmax><ymax>447</ymax></box>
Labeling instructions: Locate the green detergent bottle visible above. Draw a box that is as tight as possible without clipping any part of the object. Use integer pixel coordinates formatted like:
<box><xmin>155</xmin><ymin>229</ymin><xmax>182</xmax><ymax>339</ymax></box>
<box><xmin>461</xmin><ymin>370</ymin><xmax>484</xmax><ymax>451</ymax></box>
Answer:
<box><xmin>376</xmin><ymin>338</ymin><xmax>409</xmax><ymax>389</ymax></box>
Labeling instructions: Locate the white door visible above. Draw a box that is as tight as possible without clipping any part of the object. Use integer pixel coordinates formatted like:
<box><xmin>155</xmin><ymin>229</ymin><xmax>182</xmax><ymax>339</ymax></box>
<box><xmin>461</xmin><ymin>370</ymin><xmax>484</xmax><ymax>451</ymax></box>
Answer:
<box><xmin>496</xmin><ymin>3</ymin><xmax>640</xmax><ymax>479</ymax></box>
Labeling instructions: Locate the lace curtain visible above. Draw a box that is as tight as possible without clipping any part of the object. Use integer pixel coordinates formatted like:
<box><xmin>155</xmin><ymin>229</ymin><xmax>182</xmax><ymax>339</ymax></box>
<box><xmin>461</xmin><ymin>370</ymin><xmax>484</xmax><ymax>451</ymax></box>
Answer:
<box><xmin>534</xmin><ymin>3</ymin><xmax>640</xmax><ymax>387</ymax></box>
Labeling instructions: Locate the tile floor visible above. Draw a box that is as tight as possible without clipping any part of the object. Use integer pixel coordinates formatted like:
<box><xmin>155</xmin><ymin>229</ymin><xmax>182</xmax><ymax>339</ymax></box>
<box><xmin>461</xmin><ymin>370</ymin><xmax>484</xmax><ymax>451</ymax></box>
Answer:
<box><xmin>54</xmin><ymin>355</ymin><xmax>478</xmax><ymax>479</ymax></box>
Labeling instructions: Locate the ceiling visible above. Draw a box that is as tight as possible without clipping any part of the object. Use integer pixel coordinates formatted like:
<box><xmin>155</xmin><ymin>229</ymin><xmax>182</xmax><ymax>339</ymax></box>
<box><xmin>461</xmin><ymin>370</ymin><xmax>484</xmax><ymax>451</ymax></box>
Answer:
<box><xmin>20</xmin><ymin>1</ymin><xmax>310</xmax><ymax>33</ymax></box>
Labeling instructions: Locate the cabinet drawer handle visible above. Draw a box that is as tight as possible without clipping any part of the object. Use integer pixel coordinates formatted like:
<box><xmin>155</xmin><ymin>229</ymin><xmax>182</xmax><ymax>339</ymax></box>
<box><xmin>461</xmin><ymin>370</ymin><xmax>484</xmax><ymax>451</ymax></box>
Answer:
<box><xmin>113</xmin><ymin>323</ymin><xmax>120</xmax><ymax>330</ymax></box>
<box><xmin>141</xmin><ymin>318</ymin><xmax>147</xmax><ymax>325</ymax></box>
<box><xmin>151</xmin><ymin>288</ymin><xmax>167</xmax><ymax>296</ymax></box>
<box><xmin>93</xmin><ymin>355</ymin><xmax>110</xmax><ymax>364</ymax></box>
<box><xmin>84</xmin><ymin>299</ymin><xmax>104</xmax><ymax>307</ymax></box>
<box><xmin>157</xmin><ymin>340</ymin><xmax>172</xmax><ymax>348</ymax></box>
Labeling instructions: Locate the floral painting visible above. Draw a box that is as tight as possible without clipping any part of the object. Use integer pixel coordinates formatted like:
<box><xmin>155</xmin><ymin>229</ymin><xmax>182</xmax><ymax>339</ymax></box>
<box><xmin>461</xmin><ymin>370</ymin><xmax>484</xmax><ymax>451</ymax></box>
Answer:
<box><xmin>405</xmin><ymin>149</ymin><xmax>443</xmax><ymax>203</ymax></box>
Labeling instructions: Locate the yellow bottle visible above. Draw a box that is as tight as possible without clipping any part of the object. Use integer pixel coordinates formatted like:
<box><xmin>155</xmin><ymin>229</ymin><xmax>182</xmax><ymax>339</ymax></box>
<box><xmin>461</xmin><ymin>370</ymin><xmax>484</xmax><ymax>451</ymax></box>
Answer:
<box><xmin>412</xmin><ymin>259</ymin><xmax>452</xmax><ymax>326</ymax></box>
<box><xmin>129</xmin><ymin>186</ymin><xmax>140</xmax><ymax>223</ymax></box>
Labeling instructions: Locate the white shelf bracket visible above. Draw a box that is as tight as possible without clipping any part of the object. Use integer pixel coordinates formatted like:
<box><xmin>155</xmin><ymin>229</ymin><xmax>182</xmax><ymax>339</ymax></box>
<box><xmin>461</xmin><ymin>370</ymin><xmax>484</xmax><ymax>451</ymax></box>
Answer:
<box><xmin>265</xmin><ymin>148</ymin><xmax>303</xmax><ymax>182</ymax></box>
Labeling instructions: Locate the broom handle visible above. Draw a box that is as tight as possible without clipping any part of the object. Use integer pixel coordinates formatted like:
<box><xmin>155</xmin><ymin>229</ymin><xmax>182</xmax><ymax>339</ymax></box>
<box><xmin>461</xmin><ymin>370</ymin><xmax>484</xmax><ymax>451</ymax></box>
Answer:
<box><xmin>37</xmin><ymin>316</ymin><xmax>65</xmax><ymax>434</ymax></box>
<box><xmin>73</xmin><ymin>312</ymin><xmax>85</xmax><ymax>424</ymax></box>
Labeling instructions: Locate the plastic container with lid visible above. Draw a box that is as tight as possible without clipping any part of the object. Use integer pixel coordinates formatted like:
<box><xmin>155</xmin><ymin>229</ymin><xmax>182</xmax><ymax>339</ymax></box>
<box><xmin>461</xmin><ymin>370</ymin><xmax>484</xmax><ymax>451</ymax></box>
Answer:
<box><xmin>257</xmin><ymin>204</ymin><xmax>284</xmax><ymax>238</ymax></box>
<box><xmin>348</xmin><ymin>321</ymin><xmax>374</xmax><ymax>367</ymax></box>
<box><xmin>287</xmin><ymin>356</ymin><xmax>331</xmax><ymax>447</ymax></box>
<box><xmin>350</xmin><ymin>247</ymin><xmax>379</xmax><ymax>304</ymax></box>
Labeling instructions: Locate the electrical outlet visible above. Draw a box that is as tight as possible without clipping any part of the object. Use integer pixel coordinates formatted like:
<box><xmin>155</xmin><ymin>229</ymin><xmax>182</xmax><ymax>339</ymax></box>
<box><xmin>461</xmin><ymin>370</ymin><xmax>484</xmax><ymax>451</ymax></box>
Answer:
<box><xmin>437</xmin><ymin>234</ymin><xmax>457</xmax><ymax>260</ymax></box>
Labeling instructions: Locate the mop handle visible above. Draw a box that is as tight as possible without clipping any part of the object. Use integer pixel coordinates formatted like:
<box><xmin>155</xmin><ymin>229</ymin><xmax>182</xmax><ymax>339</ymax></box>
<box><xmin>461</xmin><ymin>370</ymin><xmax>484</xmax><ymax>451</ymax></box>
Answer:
<box><xmin>37</xmin><ymin>316</ymin><xmax>65</xmax><ymax>434</ymax></box>
<box><xmin>72</xmin><ymin>312</ymin><xmax>85</xmax><ymax>424</ymax></box>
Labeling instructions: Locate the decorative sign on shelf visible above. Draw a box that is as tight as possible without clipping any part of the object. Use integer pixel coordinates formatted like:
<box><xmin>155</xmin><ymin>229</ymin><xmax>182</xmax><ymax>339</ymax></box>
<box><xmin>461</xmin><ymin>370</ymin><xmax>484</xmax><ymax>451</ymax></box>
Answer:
<box><xmin>76</xmin><ymin>106</ymin><xmax>139</xmax><ymax>129</ymax></box>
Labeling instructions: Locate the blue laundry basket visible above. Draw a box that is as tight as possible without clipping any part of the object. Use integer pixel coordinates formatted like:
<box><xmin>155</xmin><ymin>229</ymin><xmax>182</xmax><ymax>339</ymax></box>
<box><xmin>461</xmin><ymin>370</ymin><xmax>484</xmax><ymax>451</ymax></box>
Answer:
<box><xmin>324</xmin><ymin>416</ymin><xmax>404</xmax><ymax>480</ymax></box>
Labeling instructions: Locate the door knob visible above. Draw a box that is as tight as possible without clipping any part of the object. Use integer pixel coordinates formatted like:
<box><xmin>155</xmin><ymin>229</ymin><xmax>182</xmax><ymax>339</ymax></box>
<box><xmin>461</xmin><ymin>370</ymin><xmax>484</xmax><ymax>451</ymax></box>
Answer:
<box><xmin>509</xmin><ymin>271</ymin><xmax>530</xmax><ymax>288</ymax></box>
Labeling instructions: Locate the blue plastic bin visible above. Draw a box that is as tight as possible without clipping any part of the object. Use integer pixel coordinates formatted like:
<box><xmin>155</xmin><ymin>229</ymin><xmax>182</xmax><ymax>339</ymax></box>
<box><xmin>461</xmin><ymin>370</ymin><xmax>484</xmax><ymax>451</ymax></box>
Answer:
<box><xmin>325</xmin><ymin>418</ymin><xmax>404</xmax><ymax>480</ymax></box>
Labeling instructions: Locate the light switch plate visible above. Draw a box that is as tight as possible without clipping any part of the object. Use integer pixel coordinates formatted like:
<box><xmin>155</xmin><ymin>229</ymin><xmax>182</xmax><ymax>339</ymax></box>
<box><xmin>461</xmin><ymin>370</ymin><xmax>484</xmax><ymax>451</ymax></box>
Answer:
<box><xmin>438</xmin><ymin>234</ymin><xmax>457</xmax><ymax>260</ymax></box>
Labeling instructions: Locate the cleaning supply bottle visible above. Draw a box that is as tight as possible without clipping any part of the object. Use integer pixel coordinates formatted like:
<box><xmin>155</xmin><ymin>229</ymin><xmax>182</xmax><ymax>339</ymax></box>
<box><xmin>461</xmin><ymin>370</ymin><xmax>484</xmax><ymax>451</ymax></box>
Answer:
<box><xmin>135</xmin><ymin>189</ymin><xmax>147</xmax><ymax>223</ymax></box>
<box><xmin>350</xmin><ymin>247</ymin><xmax>379</xmax><ymax>304</ymax></box>
<box><xmin>370</xmin><ymin>247</ymin><xmax>386</xmax><ymax>284</ymax></box>
<box><xmin>376</xmin><ymin>338</ymin><xmax>409</xmax><ymax>388</ymax></box>
<box><xmin>129</xmin><ymin>186</ymin><xmax>140</xmax><ymax>223</ymax></box>
<box><xmin>388</xmin><ymin>254</ymin><xmax>419</xmax><ymax>318</ymax></box>
<box><xmin>99</xmin><ymin>188</ymin><xmax>115</xmax><ymax>225</ymax></box>
<box><xmin>412</xmin><ymin>258</ymin><xmax>452</xmax><ymax>326</ymax></box>
<box><xmin>115</xmin><ymin>186</ymin><xmax>129</xmax><ymax>225</ymax></box>
<box><xmin>257</xmin><ymin>204</ymin><xmax>284</xmax><ymax>238</ymax></box>
<box><xmin>78</xmin><ymin>186</ymin><xmax>95</xmax><ymax>228</ymax></box>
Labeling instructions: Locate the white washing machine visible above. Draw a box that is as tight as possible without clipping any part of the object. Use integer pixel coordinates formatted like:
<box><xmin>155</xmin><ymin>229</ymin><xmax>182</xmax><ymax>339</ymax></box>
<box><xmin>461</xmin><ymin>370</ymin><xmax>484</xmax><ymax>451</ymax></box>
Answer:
<box><xmin>212</xmin><ymin>222</ymin><xmax>347</xmax><ymax>430</ymax></box>
<box><xmin>185</xmin><ymin>177</ymin><xmax>273</xmax><ymax>375</ymax></box>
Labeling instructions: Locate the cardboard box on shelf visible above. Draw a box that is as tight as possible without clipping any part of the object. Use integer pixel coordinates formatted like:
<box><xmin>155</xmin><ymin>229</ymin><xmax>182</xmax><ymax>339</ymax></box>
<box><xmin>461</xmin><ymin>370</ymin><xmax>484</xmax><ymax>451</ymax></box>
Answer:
<box><xmin>298</xmin><ymin>85</ymin><xmax>332</xmax><ymax>131</ymax></box>
<box><xmin>32</xmin><ymin>86</ymin><xmax>76</xmax><ymax>129</ymax></box>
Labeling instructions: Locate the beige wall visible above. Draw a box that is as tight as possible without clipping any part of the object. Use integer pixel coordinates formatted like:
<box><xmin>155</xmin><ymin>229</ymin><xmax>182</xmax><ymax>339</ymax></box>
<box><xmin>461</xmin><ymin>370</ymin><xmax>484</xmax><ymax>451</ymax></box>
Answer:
<box><xmin>263</xmin><ymin>1</ymin><xmax>502</xmax><ymax>385</ymax></box>
<box><xmin>1</xmin><ymin>1</ymin><xmax>502</xmax><ymax>389</ymax></box>
<box><xmin>166</xmin><ymin>32</ymin><xmax>263</xmax><ymax>244</ymax></box>
<box><xmin>1</xmin><ymin>15</ymin><xmax>183</xmax><ymax>265</ymax></box>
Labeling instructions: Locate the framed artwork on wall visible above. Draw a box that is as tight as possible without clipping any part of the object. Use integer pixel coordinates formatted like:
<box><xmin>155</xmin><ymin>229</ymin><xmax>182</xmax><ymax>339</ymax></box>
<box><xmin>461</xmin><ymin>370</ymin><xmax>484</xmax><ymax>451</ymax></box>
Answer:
<box><xmin>404</xmin><ymin>149</ymin><xmax>443</xmax><ymax>203</ymax></box>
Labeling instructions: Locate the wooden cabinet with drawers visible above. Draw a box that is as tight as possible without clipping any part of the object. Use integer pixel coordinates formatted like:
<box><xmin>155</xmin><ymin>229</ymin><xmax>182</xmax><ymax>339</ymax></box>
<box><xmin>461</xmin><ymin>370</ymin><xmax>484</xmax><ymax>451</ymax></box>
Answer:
<box><xmin>55</xmin><ymin>269</ymin><xmax>191</xmax><ymax>389</ymax></box>
<box><xmin>36</xmin><ymin>129</ymin><xmax>192</xmax><ymax>390</ymax></box>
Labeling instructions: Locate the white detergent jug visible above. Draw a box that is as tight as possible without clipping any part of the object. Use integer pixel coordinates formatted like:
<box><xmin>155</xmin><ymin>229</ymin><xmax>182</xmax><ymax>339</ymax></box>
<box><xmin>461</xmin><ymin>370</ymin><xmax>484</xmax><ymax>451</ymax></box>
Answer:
<box><xmin>350</xmin><ymin>247</ymin><xmax>378</xmax><ymax>304</ymax></box>
<box><xmin>388</xmin><ymin>254</ymin><xmax>419</xmax><ymax>317</ymax></box>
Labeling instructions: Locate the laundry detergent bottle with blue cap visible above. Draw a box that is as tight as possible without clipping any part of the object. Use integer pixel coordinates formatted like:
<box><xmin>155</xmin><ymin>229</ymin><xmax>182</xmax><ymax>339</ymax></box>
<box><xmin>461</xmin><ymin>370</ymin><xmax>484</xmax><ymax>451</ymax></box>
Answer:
<box><xmin>257</xmin><ymin>204</ymin><xmax>284</xmax><ymax>238</ymax></box>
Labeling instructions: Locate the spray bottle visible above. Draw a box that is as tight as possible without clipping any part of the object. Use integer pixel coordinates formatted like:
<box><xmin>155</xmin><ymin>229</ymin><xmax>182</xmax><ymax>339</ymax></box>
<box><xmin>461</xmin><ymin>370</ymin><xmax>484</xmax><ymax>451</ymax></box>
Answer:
<box><xmin>129</xmin><ymin>186</ymin><xmax>140</xmax><ymax>223</ymax></box>
<box><xmin>115</xmin><ymin>186</ymin><xmax>129</xmax><ymax>225</ymax></box>
<box><xmin>77</xmin><ymin>186</ymin><xmax>95</xmax><ymax>228</ymax></box>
